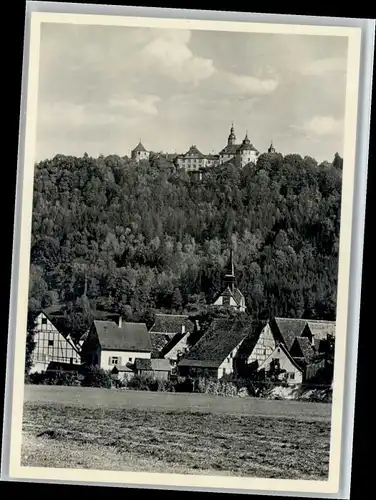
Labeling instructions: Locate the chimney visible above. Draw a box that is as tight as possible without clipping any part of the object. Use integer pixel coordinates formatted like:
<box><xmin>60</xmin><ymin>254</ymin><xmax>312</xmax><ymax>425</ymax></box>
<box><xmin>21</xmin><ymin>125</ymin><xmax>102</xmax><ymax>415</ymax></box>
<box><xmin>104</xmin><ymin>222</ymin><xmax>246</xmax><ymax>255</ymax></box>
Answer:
<box><xmin>181</xmin><ymin>324</ymin><xmax>186</xmax><ymax>335</ymax></box>
<box><xmin>118</xmin><ymin>316</ymin><xmax>122</xmax><ymax>328</ymax></box>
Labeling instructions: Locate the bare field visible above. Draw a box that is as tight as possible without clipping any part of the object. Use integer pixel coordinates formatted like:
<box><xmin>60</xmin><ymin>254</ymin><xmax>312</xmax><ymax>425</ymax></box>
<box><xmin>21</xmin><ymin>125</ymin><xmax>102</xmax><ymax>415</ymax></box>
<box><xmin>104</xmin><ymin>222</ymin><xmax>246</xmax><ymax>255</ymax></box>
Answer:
<box><xmin>21</xmin><ymin>385</ymin><xmax>332</xmax><ymax>479</ymax></box>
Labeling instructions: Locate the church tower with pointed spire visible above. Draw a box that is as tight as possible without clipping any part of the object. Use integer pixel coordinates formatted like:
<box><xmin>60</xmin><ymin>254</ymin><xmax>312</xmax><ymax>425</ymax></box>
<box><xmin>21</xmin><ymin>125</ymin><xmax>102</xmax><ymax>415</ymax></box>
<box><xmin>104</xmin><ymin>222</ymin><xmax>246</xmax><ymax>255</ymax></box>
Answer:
<box><xmin>227</xmin><ymin>123</ymin><xmax>236</xmax><ymax>146</ymax></box>
<box><xmin>212</xmin><ymin>247</ymin><xmax>246</xmax><ymax>312</ymax></box>
<box><xmin>224</xmin><ymin>247</ymin><xmax>235</xmax><ymax>291</ymax></box>
<box><xmin>268</xmin><ymin>140</ymin><xmax>276</xmax><ymax>154</ymax></box>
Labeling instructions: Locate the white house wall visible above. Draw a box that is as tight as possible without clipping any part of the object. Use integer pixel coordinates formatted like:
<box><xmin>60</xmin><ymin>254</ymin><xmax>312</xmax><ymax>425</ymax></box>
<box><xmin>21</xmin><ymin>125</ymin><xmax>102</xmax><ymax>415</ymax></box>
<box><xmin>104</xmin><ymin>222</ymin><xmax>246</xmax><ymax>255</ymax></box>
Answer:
<box><xmin>100</xmin><ymin>349</ymin><xmax>151</xmax><ymax>371</ymax></box>
<box><xmin>258</xmin><ymin>346</ymin><xmax>303</xmax><ymax>384</ymax></box>
<box><xmin>247</xmin><ymin>323</ymin><xmax>276</xmax><ymax>366</ymax></box>
<box><xmin>213</xmin><ymin>295</ymin><xmax>238</xmax><ymax>307</ymax></box>
<box><xmin>217</xmin><ymin>339</ymin><xmax>245</xmax><ymax>379</ymax></box>
<box><xmin>30</xmin><ymin>313</ymin><xmax>81</xmax><ymax>373</ymax></box>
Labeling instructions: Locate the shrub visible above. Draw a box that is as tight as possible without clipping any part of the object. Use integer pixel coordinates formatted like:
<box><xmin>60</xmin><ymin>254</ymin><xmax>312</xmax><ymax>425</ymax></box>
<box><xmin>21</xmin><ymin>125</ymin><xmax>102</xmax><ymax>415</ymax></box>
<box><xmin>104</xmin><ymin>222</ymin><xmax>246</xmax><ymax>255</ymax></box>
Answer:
<box><xmin>25</xmin><ymin>370</ymin><xmax>80</xmax><ymax>386</ymax></box>
<box><xmin>126</xmin><ymin>374</ymin><xmax>158</xmax><ymax>391</ymax></box>
<box><xmin>194</xmin><ymin>377</ymin><xmax>238</xmax><ymax>396</ymax></box>
<box><xmin>81</xmin><ymin>365</ymin><xmax>113</xmax><ymax>389</ymax></box>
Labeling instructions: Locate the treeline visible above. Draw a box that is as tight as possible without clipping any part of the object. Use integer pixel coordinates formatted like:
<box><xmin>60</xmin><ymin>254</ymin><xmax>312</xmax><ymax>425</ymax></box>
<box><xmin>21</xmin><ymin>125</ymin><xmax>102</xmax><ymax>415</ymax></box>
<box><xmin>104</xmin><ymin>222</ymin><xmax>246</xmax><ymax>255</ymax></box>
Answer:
<box><xmin>28</xmin><ymin>151</ymin><xmax>343</xmax><ymax>341</ymax></box>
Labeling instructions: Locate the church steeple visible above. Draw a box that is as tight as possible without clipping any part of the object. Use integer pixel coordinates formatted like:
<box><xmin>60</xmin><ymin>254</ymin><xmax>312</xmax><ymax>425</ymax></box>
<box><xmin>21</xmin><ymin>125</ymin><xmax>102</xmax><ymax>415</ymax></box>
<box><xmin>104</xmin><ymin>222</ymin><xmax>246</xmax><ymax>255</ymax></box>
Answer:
<box><xmin>224</xmin><ymin>247</ymin><xmax>236</xmax><ymax>290</ymax></box>
<box><xmin>227</xmin><ymin>122</ymin><xmax>236</xmax><ymax>146</ymax></box>
<box><xmin>268</xmin><ymin>140</ymin><xmax>276</xmax><ymax>154</ymax></box>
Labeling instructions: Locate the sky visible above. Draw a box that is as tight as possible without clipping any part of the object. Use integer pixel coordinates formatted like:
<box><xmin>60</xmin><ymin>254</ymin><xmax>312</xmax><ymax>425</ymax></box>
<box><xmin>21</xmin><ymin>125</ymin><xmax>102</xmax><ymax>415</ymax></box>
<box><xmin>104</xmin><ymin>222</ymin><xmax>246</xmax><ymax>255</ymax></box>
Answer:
<box><xmin>35</xmin><ymin>22</ymin><xmax>349</xmax><ymax>163</ymax></box>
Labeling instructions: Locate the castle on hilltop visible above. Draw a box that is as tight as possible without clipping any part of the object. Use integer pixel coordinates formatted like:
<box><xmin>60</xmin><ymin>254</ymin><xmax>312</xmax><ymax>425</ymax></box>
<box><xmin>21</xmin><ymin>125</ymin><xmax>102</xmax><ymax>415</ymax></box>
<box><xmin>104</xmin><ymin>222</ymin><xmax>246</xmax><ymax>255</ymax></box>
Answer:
<box><xmin>130</xmin><ymin>124</ymin><xmax>277</xmax><ymax>172</ymax></box>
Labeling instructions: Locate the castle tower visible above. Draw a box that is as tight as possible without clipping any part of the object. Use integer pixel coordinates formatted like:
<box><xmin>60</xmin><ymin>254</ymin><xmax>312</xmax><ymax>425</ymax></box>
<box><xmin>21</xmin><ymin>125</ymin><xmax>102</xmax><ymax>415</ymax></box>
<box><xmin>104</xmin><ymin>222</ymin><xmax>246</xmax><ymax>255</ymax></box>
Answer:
<box><xmin>242</xmin><ymin>131</ymin><xmax>251</xmax><ymax>146</ymax></box>
<box><xmin>227</xmin><ymin>122</ymin><xmax>236</xmax><ymax>146</ymax></box>
<box><xmin>131</xmin><ymin>139</ymin><xmax>150</xmax><ymax>163</ymax></box>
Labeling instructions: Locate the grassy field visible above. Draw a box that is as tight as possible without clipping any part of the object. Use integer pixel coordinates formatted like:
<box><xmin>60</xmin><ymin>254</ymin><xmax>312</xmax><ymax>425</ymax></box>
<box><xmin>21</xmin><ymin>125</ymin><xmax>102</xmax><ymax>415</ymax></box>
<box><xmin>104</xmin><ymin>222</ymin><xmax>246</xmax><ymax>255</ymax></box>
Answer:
<box><xmin>22</xmin><ymin>385</ymin><xmax>332</xmax><ymax>479</ymax></box>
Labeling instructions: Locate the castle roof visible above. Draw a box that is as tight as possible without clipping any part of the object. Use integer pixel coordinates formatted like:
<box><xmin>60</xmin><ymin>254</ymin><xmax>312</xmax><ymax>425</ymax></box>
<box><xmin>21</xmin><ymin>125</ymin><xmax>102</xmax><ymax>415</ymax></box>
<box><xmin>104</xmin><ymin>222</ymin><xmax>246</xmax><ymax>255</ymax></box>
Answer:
<box><xmin>181</xmin><ymin>145</ymin><xmax>206</xmax><ymax>158</ymax></box>
<box><xmin>219</xmin><ymin>144</ymin><xmax>241</xmax><ymax>155</ymax></box>
<box><xmin>132</xmin><ymin>142</ymin><xmax>147</xmax><ymax>153</ymax></box>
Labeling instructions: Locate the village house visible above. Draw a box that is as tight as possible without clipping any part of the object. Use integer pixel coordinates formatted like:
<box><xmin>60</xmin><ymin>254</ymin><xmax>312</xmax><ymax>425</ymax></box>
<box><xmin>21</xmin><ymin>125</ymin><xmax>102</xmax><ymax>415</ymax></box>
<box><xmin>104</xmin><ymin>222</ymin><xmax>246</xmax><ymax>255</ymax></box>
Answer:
<box><xmin>80</xmin><ymin>317</ymin><xmax>152</xmax><ymax>370</ymax></box>
<box><xmin>148</xmin><ymin>313</ymin><xmax>195</xmax><ymax>358</ymax></box>
<box><xmin>245</xmin><ymin>316</ymin><xmax>336</xmax><ymax>382</ymax></box>
<box><xmin>212</xmin><ymin>248</ymin><xmax>246</xmax><ymax>312</ymax></box>
<box><xmin>257</xmin><ymin>342</ymin><xmax>304</xmax><ymax>385</ymax></box>
<box><xmin>29</xmin><ymin>308</ymin><xmax>82</xmax><ymax>374</ymax></box>
<box><xmin>161</xmin><ymin>329</ymin><xmax>191</xmax><ymax>368</ymax></box>
<box><xmin>177</xmin><ymin>317</ymin><xmax>254</xmax><ymax>379</ymax></box>
<box><xmin>134</xmin><ymin>358</ymin><xmax>172</xmax><ymax>381</ymax></box>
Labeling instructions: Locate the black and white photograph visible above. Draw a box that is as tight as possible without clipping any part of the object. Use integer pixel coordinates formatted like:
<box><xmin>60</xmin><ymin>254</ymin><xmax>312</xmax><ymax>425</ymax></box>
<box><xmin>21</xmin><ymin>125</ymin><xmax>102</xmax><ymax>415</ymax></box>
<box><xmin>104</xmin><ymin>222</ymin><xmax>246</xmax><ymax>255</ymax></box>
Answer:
<box><xmin>1</xmin><ymin>3</ymin><xmax>373</xmax><ymax>497</ymax></box>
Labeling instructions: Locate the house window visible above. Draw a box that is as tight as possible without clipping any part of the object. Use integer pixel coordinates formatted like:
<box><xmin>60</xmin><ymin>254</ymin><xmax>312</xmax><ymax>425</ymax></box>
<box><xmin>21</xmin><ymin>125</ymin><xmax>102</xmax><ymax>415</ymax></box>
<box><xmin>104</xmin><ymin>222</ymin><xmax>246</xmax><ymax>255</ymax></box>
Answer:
<box><xmin>277</xmin><ymin>348</ymin><xmax>280</xmax><ymax>353</ymax></box>
<box><xmin>110</xmin><ymin>356</ymin><xmax>119</xmax><ymax>366</ymax></box>
<box><xmin>48</xmin><ymin>340</ymin><xmax>54</xmax><ymax>347</ymax></box>
<box><xmin>70</xmin><ymin>358</ymin><xmax>74</xmax><ymax>364</ymax></box>
<box><xmin>222</xmin><ymin>368</ymin><xmax>226</xmax><ymax>377</ymax></box>
<box><xmin>264</xmin><ymin>349</ymin><xmax>267</xmax><ymax>355</ymax></box>
<box><xmin>41</xmin><ymin>317</ymin><xmax>47</xmax><ymax>325</ymax></box>
<box><xmin>289</xmin><ymin>373</ymin><xmax>295</xmax><ymax>380</ymax></box>
<box><xmin>129</xmin><ymin>357</ymin><xmax>132</xmax><ymax>362</ymax></box>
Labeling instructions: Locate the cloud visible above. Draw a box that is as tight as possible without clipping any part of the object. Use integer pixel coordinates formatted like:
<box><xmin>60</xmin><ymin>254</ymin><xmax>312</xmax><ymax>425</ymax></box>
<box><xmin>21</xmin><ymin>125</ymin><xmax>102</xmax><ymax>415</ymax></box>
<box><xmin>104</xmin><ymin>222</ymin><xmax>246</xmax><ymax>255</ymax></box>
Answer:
<box><xmin>224</xmin><ymin>72</ymin><xmax>279</xmax><ymax>95</ymax></box>
<box><xmin>108</xmin><ymin>95</ymin><xmax>161</xmax><ymax>116</ymax></box>
<box><xmin>293</xmin><ymin>115</ymin><xmax>343</xmax><ymax>137</ymax></box>
<box><xmin>38</xmin><ymin>94</ymin><xmax>161</xmax><ymax>132</ymax></box>
<box><xmin>299</xmin><ymin>57</ymin><xmax>347</xmax><ymax>76</ymax></box>
<box><xmin>139</xmin><ymin>30</ymin><xmax>216</xmax><ymax>86</ymax></box>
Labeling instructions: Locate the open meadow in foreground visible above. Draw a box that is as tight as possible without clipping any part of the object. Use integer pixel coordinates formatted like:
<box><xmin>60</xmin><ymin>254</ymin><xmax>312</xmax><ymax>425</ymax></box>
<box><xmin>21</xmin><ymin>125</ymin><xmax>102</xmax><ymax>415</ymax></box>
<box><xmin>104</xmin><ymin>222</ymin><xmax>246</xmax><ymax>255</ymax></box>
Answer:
<box><xmin>22</xmin><ymin>385</ymin><xmax>332</xmax><ymax>479</ymax></box>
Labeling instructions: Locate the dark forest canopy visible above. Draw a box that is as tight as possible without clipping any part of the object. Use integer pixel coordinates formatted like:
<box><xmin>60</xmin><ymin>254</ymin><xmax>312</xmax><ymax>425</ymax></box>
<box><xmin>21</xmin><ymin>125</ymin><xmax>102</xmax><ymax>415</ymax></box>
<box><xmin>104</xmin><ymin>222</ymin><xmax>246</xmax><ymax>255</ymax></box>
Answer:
<box><xmin>28</xmin><ymin>151</ymin><xmax>343</xmax><ymax>340</ymax></box>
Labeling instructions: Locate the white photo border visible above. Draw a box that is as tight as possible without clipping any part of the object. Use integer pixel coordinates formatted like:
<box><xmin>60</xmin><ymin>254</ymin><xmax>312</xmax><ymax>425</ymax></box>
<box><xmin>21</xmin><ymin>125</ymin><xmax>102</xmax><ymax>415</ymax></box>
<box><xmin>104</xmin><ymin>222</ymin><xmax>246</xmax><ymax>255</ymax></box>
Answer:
<box><xmin>1</xmin><ymin>3</ymin><xmax>375</xmax><ymax>499</ymax></box>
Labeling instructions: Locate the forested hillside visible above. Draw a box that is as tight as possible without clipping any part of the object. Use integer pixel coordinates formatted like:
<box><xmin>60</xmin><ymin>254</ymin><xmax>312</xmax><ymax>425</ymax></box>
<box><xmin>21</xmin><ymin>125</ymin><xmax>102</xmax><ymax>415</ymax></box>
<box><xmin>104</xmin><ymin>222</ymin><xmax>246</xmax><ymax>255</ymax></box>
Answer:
<box><xmin>28</xmin><ymin>151</ymin><xmax>343</xmax><ymax>339</ymax></box>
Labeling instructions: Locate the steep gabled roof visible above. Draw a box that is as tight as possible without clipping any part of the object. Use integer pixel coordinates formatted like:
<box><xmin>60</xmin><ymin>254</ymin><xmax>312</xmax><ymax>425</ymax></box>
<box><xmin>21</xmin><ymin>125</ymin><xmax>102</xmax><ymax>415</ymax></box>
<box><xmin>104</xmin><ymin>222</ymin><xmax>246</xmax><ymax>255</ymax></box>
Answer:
<box><xmin>212</xmin><ymin>286</ymin><xmax>245</xmax><ymax>308</ymax></box>
<box><xmin>149</xmin><ymin>314</ymin><xmax>195</xmax><ymax>335</ymax></box>
<box><xmin>149</xmin><ymin>332</ymin><xmax>175</xmax><ymax>356</ymax></box>
<box><xmin>271</xmin><ymin>317</ymin><xmax>309</xmax><ymax>350</ymax></box>
<box><xmin>161</xmin><ymin>331</ymin><xmax>191</xmax><ymax>359</ymax></box>
<box><xmin>307</xmin><ymin>319</ymin><xmax>336</xmax><ymax>339</ymax></box>
<box><xmin>178</xmin><ymin>317</ymin><xmax>252</xmax><ymax>369</ymax></box>
<box><xmin>259</xmin><ymin>342</ymin><xmax>304</xmax><ymax>373</ymax></box>
<box><xmin>93</xmin><ymin>320</ymin><xmax>152</xmax><ymax>352</ymax></box>
<box><xmin>291</xmin><ymin>336</ymin><xmax>316</xmax><ymax>364</ymax></box>
<box><xmin>41</xmin><ymin>306</ymin><xmax>119</xmax><ymax>342</ymax></box>
<box><xmin>39</xmin><ymin>308</ymin><xmax>81</xmax><ymax>353</ymax></box>
<box><xmin>274</xmin><ymin>343</ymin><xmax>304</xmax><ymax>372</ymax></box>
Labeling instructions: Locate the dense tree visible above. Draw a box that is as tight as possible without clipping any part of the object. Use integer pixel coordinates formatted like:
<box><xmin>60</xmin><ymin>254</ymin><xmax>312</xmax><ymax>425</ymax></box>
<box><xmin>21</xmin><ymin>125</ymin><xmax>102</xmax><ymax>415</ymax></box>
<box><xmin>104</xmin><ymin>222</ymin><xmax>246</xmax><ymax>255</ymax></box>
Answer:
<box><xmin>28</xmin><ymin>152</ymin><xmax>343</xmax><ymax>341</ymax></box>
